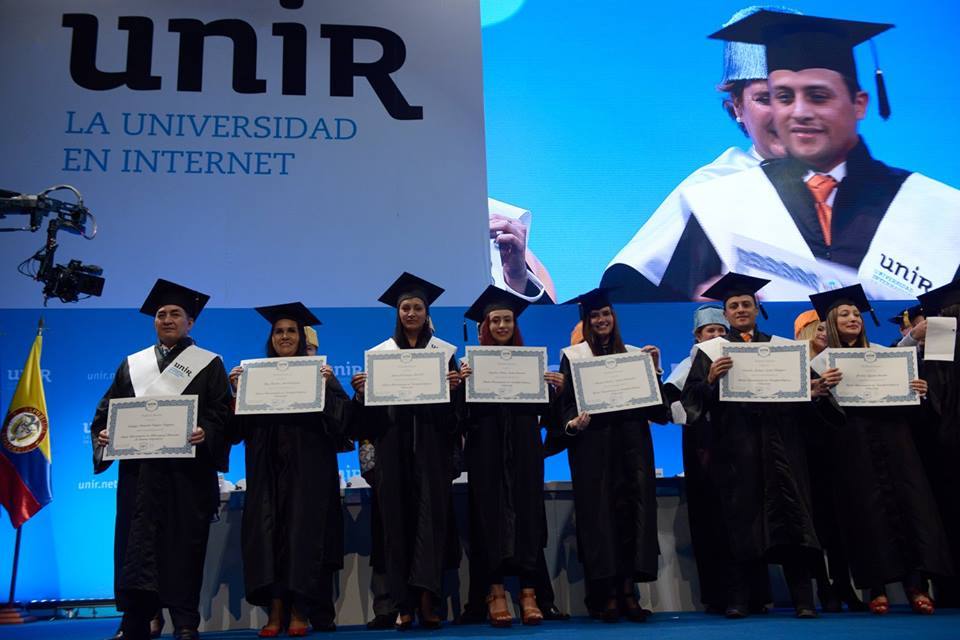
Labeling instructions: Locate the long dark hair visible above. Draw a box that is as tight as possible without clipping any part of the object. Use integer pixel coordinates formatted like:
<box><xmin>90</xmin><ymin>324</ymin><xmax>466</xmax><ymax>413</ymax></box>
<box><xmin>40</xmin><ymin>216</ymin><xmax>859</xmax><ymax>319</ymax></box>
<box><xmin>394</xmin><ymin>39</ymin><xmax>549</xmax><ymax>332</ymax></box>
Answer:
<box><xmin>478</xmin><ymin>314</ymin><xmax>524</xmax><ymax>346</ymax></box>
<box><xmin>392</xmin><ymin>298</ymin><xmax>433</xmax><ymax>349</ymax></box>
<box><xmin>581</xmin><ymin>305</ymin><xmax>627</xmax><ymax>355</ymax></box>
<box><xmin>825</xmin><ymin>307</ymin><xmax>870</xmax><ymax>348</ymax></box>
<box><xmin>265</xmin><ymin>320</ymin><xmax>308</xmax><ymax>357</ymax></box>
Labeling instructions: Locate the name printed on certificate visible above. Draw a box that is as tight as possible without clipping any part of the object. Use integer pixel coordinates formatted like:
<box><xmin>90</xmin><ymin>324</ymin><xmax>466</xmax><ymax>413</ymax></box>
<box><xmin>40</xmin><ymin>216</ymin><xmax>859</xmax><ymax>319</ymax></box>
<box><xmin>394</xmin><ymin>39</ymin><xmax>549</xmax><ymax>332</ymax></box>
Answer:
<box><xmin>826</xmin><ymin>347</ymin><xmax>920</xmax><ymax>407</ymax></box>
<box><xmin>719</xmin><ymin>340</ymin><xmax>810</xmax><ymax>403</ymax></box>
<box><xmin>236</xmin><ymin>356</ymin><xmax>327</xmax><ymax>415</ymax></box>
<box><xmin>104</xmin><ymin>395</ymin><xmax>197</xmax><ymax>461</ymax></box>
<box><xmin>571</xmin><ymin>350</ymin><xmax>662</xmax><ymax>415</ymax></box>
<box><xmin>465</xmin><ymin>346</ymin><xmax>549</xmax><ymax>403</ymax></box>
<box><xmin>364</xmin><ymin>349</ymin><xmax>450</xmax><ymax>406</ymax></box>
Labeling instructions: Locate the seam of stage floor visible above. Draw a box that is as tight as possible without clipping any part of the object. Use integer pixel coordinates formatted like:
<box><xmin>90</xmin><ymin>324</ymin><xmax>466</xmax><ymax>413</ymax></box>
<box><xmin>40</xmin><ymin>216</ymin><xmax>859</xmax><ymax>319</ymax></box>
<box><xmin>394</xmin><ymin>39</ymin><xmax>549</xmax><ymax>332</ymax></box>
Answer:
<box><xmin>4</xmin><ymin>610</ymin><xmax>959</xmax><ymax>640</ymax></box>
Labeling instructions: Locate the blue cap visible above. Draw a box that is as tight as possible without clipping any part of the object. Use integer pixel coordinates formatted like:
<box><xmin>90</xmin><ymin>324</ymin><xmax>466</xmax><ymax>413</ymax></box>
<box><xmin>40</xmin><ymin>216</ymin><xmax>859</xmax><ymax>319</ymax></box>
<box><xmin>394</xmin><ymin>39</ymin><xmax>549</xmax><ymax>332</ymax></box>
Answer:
<box><xmin>693</xmin><ymin>304</ymin><xmax>729</xmax><ymax>332</ymax></box>
<box><xmin>719</xmin><ymin>6</ymin><xmax>803</xmax><ymax>87</ymax></box>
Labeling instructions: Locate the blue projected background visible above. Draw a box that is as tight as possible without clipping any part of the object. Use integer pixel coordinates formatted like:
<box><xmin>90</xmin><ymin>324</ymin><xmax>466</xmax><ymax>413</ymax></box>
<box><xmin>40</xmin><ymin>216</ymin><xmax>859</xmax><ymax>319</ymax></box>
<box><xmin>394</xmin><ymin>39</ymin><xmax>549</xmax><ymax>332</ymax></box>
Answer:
<box><xmin>1</xmin><ymin>0</ymin><xmax>958</xmax><ymax>602</ymax></box>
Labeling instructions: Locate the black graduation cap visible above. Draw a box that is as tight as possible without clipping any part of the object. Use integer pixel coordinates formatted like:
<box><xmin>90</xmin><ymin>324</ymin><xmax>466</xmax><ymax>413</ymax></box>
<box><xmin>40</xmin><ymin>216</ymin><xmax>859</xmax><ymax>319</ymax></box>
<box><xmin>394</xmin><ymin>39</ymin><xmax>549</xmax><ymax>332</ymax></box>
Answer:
<box><xmin>701</xmin><ymin>272</ymin><xmax>770</xmax><ymax>320</ymax></box>
<box><xmin>709</xmin><ymin>10</ymin><xmax>894</xmax><ymax>119</ymax></box>
<box><xmin>887</xmin><ymin>304</ymin><xmax>923</xmax><ymax>327</ymax></box>
<box><xmin>464</xmin><ymin>285</ymin><xmax>530</xmax><ymax>324</ymax></box>
<box><xmin>255</xmin><ymin>301</ymin><xmax>321</xmax><ymax>327</ymax></box>
<box><xmin>809</xmin><ymin>284</ymin><xmax>878</xmax><ymax>325</ymax></box>
<box><xmin>562</xmin><ymin>287</ymin><xmax>617</xmax><ymax>320</ymax></box>
<box><xmin>918</xmin><ymin>279</ymin><xmax>960</xmax><ymax>317</ymax></box>
<box><xmin>140</xmin><ymin>278</ymin><xmax>210</xmax><ymax>319</ymax></box>
<box><xmin>377</xmin><ymin>272</ymin><xmax>445</xmax><ymax>308</ymax></box>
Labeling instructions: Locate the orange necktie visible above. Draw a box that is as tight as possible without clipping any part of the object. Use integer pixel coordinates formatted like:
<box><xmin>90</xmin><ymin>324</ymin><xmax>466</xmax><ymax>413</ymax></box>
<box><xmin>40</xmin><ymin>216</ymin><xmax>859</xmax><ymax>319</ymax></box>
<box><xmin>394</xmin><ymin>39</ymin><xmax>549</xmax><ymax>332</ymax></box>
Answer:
<box><xmin>740</xmin><ymin>332</ymin><xmax>752</xmax><ymax>342</ymax></box>
<box><xmin>806</xmin><ymin>174</ymin><xmax>838</xmax><ymax>246</ymax></box>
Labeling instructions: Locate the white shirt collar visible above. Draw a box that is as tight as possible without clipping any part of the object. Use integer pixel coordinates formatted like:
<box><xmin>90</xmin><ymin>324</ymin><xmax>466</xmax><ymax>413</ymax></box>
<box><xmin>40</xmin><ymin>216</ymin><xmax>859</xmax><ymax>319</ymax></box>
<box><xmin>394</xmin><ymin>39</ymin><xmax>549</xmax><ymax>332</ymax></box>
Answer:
<box><xmin>802</xmin><ymin>161</ymin><xmax>846</xmax><ymax>206</ymax></box>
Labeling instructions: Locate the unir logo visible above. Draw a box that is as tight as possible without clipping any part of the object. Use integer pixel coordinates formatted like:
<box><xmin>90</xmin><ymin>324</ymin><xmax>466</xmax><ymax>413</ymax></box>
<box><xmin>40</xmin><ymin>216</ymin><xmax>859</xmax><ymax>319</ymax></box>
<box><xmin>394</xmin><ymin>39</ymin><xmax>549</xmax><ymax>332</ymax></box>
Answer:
<box><xmin>61</xmin><ymin>0</ymin><xmax>423</xmax><ymax>120</ymax></box>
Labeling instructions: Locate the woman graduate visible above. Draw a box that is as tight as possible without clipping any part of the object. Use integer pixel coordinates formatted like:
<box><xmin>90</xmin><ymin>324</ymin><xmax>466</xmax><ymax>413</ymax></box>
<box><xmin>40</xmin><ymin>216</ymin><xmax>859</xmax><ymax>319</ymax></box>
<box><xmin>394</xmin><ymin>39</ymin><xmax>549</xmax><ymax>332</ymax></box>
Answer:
<box><xmin>794</xmin><ymin>310</ymin><xmax>865</xmax><ymax>613</ymax></box>
<box><xmin>458</xmin><ymin>286</ymin><xmax>564</xmax><ymax>627</ymax></box>
<box><xmin>556</xmin><ymin>287</ymin><xmax>670</xmax><ymax>622</ymax></box>
<box><xmin>810</xmin><ymin>285</ymin><xmax>953</xmax><ymax>616</ymax></box>
<box><xmin>349</xmin><ymin>272</ymin><xmax>463</xmax><ymax>630</ymax></box>
<box><xmin>227</xmin><ymin>302</ymin><xmax>350</xmax><ymax>637</ymax></box>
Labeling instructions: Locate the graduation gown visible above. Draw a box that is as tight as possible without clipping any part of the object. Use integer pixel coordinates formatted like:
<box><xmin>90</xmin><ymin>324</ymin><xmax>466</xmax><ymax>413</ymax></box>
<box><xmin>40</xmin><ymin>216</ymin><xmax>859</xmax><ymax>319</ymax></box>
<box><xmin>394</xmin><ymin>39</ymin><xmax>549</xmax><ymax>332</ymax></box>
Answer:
<box><xmin>557</xmin><ymin>343</ymin><xmax>670</xmax><ymax>584</ymax></box>
<box><xmin>350</xmin><ymin>337</ymin><xmax>461</xmax><ymax>604</ymax></box>
<box><xmin>681</xmin><ymin>331</ymin><xmax>823</xmax><ymax>564</ymax></box>
<box><xmin>461</xmin><ymin>398</ymin><xmax>547</xmax><ymax>578</ymax></box>
<box><xmin>665</xmin><ymin>357</ymin><xmax>728</xmax><ymax>607</ymax></box>
<box><xmin>824</xmin><ymin>367</ymin><xmax>954</xmax><ymax>588</ymax></box>
<box><xmin>231</xmin><ymin>375</ymin><xmax>350</xmax><ymax>606</ymax></box>
<box><xmin>91</xmin><ymin>338</ymin><xmax>231</xmax><ymax>613</ymax></box>
<box><xmin>657</xmin><ymin>139</ymin><xmax>960</xmax><ymax>300</ymax></box>
<box><xmin>922</xmin><ymin>339</ymin><xmax>960</xmax><ymax>597</ymax></box>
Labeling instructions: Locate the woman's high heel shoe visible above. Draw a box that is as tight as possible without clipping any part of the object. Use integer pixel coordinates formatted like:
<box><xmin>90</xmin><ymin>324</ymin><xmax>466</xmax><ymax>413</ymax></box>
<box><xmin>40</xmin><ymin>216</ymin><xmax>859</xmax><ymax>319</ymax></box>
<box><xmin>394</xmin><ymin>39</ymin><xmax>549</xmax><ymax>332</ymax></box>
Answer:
<box><xmin>519</xmin><ymin>589</ymin><xmax>543</xmax><ymax>626</ymax></box>
<box><xmin>486</xmin><ymin>593</ymin><xmax>513</xmax><ymax>628</ymax></box>
<box><xmin>908</xmin><ymin>589</ymin><xmax>935</xmax><ymax>615</ymax></box>
<box><xmin>868</xmin><ymin>594</ymin><xmax>889</xmax><ymax>615</ymax></box>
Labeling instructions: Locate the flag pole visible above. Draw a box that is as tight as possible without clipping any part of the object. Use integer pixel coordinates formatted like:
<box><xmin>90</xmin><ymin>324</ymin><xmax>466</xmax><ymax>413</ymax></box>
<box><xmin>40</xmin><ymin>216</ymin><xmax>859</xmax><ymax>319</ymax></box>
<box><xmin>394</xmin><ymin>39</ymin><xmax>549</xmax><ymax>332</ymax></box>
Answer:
<box><xmin>6</xmin><ymin>526</ymin><xmax>22</xmax><ymax>605</ymax></box>
<box><xmin>0</xmin><ymin>317</ymin><xmax>45</xmax><ymax>625</ymax></box>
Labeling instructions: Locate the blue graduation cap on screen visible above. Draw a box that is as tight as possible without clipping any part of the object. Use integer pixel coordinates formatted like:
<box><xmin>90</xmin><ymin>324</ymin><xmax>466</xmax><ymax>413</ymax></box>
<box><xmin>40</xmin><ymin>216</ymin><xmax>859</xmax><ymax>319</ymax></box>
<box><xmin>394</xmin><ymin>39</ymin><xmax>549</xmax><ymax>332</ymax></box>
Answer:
<box><xmin>719</xmin><ymin>5</ymin><xmax>803</xmax><ymax>86</ymax></box>
<box><xmin>710</xmin><ymin>10</ymin><xmax>894</xmax><ymax>119</ymax></box>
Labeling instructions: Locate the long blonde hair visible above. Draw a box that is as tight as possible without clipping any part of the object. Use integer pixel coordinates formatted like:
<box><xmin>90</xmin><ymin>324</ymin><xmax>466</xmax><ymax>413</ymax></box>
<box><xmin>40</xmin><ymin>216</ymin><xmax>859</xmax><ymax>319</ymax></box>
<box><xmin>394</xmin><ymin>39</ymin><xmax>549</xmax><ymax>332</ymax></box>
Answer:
<box><xmin>826</xmin><ymin>306</ymin><xmax>870</xmax><ymax>348</ymax></box>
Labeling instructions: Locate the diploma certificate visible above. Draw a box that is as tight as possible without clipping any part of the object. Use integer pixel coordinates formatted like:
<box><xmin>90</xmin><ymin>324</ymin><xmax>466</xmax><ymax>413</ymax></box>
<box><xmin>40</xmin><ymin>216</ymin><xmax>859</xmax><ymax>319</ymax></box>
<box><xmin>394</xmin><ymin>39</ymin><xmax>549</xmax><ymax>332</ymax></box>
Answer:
<box><xmin>104</xmin><ymin>395</ymin><xmax>197</xmax><ymax>460</ymax></box>
<box><xmin>235</xmin><ymin>356</ymin><xmax>327</xmax><ymax>415</ymax></box>
<box><xmin>719</xmin><ymin>341</ymin><xmax>810</xmax><ymax>402</ymax></box>
<box><xmin>826</xmin><ymin>347</ymin><xmax>920</xmax><ymax>406</ymax></box>
<box><xmin>364</xmin><ymin>349</ymin><xmax>450</xmax><ymax>406</ymax></box>
<box><xmin>570</xmin><ymin>351</ymin><xmax>662</xmax><ymax>415</ymax></box>
<box><xmin>465</xmin><ymin>346</ymin><xmax>548</xmax><ymax>403</ymax></box>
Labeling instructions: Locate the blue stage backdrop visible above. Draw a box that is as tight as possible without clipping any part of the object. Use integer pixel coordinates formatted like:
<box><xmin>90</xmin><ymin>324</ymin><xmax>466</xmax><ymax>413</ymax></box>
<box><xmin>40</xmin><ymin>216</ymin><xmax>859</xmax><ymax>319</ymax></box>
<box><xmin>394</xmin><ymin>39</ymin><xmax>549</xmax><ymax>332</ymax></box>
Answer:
<box><xmin>0</xmin><ymin>301</ymin><xmax>914</xmax><ymax>601</ymax></box>
<box><xmin>1</xmin><ymin>0</ymin><xmax>957</xmax><ymax>603</ymax></box>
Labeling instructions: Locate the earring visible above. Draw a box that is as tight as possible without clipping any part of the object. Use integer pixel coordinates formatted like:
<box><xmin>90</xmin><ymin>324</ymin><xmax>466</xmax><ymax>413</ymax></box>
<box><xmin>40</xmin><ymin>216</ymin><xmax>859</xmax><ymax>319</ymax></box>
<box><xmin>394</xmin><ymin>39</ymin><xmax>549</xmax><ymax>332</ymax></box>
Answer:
<box><xmin>735</xmin><ymin>116</ymin><xmax>743</xmax><ymax>123</ymax></box>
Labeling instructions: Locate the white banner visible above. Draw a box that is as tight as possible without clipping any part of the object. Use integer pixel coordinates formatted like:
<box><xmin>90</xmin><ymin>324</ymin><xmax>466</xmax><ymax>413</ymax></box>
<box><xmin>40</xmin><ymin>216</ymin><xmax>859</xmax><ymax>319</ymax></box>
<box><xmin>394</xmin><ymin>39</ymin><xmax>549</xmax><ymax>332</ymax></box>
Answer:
<box><xmin>0</xmin><ymin>0</ymin><xmax>489</xmax><ymax>307</ymax></box>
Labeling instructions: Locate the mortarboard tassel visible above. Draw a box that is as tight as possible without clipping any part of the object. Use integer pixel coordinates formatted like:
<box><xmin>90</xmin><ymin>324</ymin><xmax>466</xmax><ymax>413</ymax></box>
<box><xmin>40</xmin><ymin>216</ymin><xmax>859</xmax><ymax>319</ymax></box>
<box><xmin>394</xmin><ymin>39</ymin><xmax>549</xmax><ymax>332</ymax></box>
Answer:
<box><xmin>871</xmin><ymin>41</ymin><xmax>891</xmax><ymax>120</ymax></box>
<box><xmin>758</xmin><ymin>303</ymin><xmax>768</xmax><ymax>320</ymax></box>
<box><xmin>902</xmin><ymin>310</ymin><xmax>910</xmax><ymax>327</ymax></box>
<box><xmin>463</xmin><ymin>318</ymin><xmax>468</xmax><ymax>341</ymax></box>
<box><xmin>869</xmin><ymin>308</ymin><xmax>880</xmax><ymax>326</ymax></box>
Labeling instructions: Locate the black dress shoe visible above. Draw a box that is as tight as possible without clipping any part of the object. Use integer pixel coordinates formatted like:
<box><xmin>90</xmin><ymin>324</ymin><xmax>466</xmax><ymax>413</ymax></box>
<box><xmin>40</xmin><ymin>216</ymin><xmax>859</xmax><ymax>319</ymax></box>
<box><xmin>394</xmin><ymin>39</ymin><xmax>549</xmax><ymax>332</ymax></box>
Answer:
<box><xmin>795</xmin><ymin>607</ymin><xmax>819</xmax><ymax>619</ymax></box>
<box><xmin>539</xmin><ymin>604</ymin><xmax>570</xmax><ymax>621</ymax></box>
<box><xmin>173</xmin><ymin>628</ymin><xmax>199</xmax><ymax>640</ymax></box>
<box><xmin>314</xmin><ymin>620</ymin><xmax>337</xmax><ymax>632</ymax></box>
<box><xmin>367</xmin><ymin>613</ymin><xmax>397</xmax><ymax>630</ymax></box>
<box><xmin>725</xmin><ymin>606</ymin><xmax>749</xmax><ymax>619</ymax></box>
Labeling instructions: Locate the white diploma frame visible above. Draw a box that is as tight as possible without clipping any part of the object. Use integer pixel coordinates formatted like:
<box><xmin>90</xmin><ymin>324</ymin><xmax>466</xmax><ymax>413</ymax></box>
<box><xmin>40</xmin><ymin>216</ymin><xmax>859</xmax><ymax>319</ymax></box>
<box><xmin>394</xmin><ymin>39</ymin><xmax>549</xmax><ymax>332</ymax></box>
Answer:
<box><xmin>235</xmin><ymin>356</ymin><xmax>327</xmax><ymax>415</ymax></box>
<box><xmin>570</xmin><ymin>351</ymin><xmax>662</xmax><ymax>415</ymax></box>
<box><xmin>719</xmin><ymin>341</ymin><xmax>811</xmax><ymax>403</ymax></box>
<box><xmin>364</xmin><ymin>349</ymin><xmax>450</xmax><ymax>406</ymax></box>
<box><xmin>464</xmin><ymin>346</ymin><xmax>548</xmax><ymax>403</ymax></box>
<box><xmin>104</xmin><ymin>395</ymin><xmax>197</xmax><ymax>460</ymax></box>
<box><xmin>826</xmin><ymin>347</ymin><xmax>920</xmax><ymax>406</ymax></box>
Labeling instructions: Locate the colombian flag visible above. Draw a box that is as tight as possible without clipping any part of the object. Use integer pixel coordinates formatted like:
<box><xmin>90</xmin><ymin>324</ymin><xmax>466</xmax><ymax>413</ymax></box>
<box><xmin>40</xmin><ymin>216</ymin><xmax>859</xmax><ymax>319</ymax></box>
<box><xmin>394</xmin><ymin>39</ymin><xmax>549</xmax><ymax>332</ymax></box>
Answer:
<box><xmin>0</xmin><ymin>326</ymin><xmax>52</xmax><ymax>528</ymax></box>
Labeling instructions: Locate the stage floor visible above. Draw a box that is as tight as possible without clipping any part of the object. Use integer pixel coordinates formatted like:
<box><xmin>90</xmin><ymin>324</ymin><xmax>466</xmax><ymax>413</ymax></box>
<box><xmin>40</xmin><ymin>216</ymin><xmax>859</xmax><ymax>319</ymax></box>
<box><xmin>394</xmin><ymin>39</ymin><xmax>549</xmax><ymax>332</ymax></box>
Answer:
<box><xmin>4</xmin><ymin>609</ymin><xmax>960</xmax><ymax>640</ymax></box>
